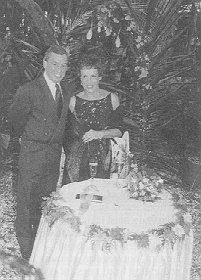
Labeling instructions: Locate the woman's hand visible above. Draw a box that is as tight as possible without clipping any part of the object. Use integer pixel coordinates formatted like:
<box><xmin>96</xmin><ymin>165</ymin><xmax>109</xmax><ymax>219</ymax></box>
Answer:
<box><xmin>82</xmin><ymin>129</ymin><xmax>103</xmax><ymax>142</ymax></box>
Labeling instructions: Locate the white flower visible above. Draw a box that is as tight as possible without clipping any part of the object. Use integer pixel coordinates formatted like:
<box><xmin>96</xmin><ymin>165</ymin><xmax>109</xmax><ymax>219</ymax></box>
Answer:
<box><xmin>131</xmin><ymin>178</ymin><xmax>138</xmax><ymax>183</ymax></box>
<box><xmin>136</xmin><ymin>36</ymin><xmax>142</xmax><ymax>42</ymax></box>
<box><xmin>139</xmin><ymin>68</ymin><xmax>148</xmax><ymax>79</ymax></box>
<box><xmin>172</xmin><ymin>224</ymin><xmax>185</xmax><ymax>237</ymax></box>
<box><xmin>183</xmin><ymin>213</ymin><xmax>192</xmax><ymax>224</ymax></box>
<box><xmin>131</xmin><ymin>163</ymin><xmax>138</xmax><ymax>169</ymax></box>
<box><xmin>100</xmin><ymin>7</ymin><xmax>107</xmax><ymax>12</ymax></box>
<box><xmin>158</xmin><ymin>178</ymin><xmax>164</xmax><ymax>184</ymax></box>
<box><xmin>86</xmin><ymin>28</ymin><xmax>93</xmax><ymax>40</ymax></box>
<box><xmin>113</xmin><ymin>18</ymin><xmax>119</xmax><ymax>23</ymax></box>
<box><xmin>115</xmin><ymin>35</ymin><xmax>121</xmax><ymax>47</ymax></box>
<box><xmin>148</xmin><ymin>185</ymin><xmax>154</xmax><ymax>191</ymax></box>
<box><xmin>149</xmin><ymin>234</ymin><xmax>162</xmax><ymax>249</ymax></box>
<box><xmin>125</xmin><ymin>15</ymin><xmax>131</xmax><ymax>20</ymax></box>
<box><xmin>138</xmin><ymin>182</ymin><xmax>144</xmax><ymax>190</ymax></box>
<box><xmin>133</xmin><ymin>169</ymin><xmax>138</xmax><ymax>174</ymax></box>
<box><xmin>145</xmin><ymin>84</ymin><xmax>151</xmax><ymax>90</ymax></box>
<box><xmin>144</xmin><ymin>54</ymin><xmax>149</xmax><ymax>61</ymax></box>
<box><xmin>105</xmin><ymin>28</ymin><xmax>112</xmax><ymax>36</ymax></box>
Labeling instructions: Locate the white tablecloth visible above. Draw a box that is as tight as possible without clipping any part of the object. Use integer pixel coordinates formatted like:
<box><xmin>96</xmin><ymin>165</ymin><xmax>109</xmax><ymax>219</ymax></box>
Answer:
<box><xmin>30</xmin><ymin>179</ymin><xmax>193</xmax><ymax>280</ymax></box>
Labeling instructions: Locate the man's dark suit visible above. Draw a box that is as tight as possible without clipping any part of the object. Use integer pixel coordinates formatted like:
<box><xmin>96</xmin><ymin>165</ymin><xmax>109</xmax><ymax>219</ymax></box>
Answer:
<box><xmin>9</xmin><ymin>74</ymin><xmax>72</xmax><ymax>259</ymax></box>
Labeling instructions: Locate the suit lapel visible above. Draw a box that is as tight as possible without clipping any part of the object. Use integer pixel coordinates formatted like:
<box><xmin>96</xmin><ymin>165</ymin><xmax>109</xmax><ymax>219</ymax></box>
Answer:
<box><xmin>37</xmin><ymin>75</ymin><xmax>58</xmax><ymax>123</ymax></box>
<box><xmin>35</xmin><ymin>75</ymin><xmax>73</xmax><ymax>143</ymax></box>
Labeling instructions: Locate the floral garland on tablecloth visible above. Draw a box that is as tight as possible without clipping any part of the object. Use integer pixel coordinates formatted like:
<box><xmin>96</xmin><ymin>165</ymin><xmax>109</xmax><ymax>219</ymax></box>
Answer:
<box><xmin>42</xmin><ymin>193</ymin><xmax>81</xmax><ymax>232</ymax></box>
<box><xmin>41</xmin><ymin>189</ymin><xmax>192</xmax><ymax>252</ymax></box>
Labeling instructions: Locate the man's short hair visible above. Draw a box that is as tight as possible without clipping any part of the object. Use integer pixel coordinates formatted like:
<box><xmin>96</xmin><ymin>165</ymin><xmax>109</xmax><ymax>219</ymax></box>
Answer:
<box><xmin>44</xmin><ymin>45</ymin><xmax>68</xmax><ymax>61</ymax></box>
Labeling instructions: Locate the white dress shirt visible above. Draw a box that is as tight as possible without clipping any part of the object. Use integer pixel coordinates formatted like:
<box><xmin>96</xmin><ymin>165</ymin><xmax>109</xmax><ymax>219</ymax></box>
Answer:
<box><xmin>44</xmin><ymin>72</ymin><xmax>62</xmax><ymax>100</ymax></box>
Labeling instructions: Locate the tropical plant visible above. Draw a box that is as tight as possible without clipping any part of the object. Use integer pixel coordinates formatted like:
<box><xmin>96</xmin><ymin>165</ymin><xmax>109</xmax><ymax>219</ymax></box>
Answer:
<box><xmin>119</xmin><ymin>0</ymin><xmax>198</xmax><ymax>188</ymax></box>
<box><xmin>0</xmin><ymin>0</ymin><xmax>200</xmax><ymax>188</ymax></box>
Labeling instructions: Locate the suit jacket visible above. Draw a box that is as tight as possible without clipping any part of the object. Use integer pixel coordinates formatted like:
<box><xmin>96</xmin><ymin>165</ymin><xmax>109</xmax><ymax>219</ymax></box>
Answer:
<box><xmin>9</xmin><ymin>74</ymin><xmax>73</xmax><ymax>171</ymax></box>
<box><xmin>10</xmin><ymin>75</ymin><xmax>72</xmax><ymax>141</ymax></box>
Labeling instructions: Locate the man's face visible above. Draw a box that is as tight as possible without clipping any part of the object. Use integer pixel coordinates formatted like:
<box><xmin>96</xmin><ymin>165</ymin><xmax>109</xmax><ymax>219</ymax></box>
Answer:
<box><xmin>43</xmin><ymin>52</ymin><xmax>68</xmax><ymax>83</ymax></box>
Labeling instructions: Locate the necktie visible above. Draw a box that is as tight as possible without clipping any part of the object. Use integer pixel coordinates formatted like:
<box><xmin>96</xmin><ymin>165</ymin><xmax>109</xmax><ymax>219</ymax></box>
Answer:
<box><xmin>55</xmin><ymin>84</ymin><xmax>63</xmax><ymax>118</ymax></box>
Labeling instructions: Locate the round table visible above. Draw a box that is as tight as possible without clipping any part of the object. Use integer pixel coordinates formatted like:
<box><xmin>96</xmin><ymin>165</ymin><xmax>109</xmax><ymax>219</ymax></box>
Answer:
<box><xmin>30</xmin><ymin>179</ymin><xmax>193</xmax><ymax>280</ymax></box>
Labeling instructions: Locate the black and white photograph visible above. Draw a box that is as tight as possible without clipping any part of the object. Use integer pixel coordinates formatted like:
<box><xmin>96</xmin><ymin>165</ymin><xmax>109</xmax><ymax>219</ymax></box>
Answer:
<box><xmin>0</xmin><ymin>0</ymin><xmax>200</xmax><ymax>279</ymax></box>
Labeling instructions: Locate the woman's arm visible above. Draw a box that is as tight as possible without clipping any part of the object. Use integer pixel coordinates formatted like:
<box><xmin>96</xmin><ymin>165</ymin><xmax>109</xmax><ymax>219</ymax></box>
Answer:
<box><xmin>69</xmin><ymin>95</ymin><xmax>76</xmax><ymax>113</ymax></box>
<box><xmin>111</xmin><ymin>92</ymin><xmax>120</xmax><ymax>110</ymax></box>
<box><xmin>82</xmin><ymin>128</ymin><xmax>122</xmax><ymax>142</ymax></box>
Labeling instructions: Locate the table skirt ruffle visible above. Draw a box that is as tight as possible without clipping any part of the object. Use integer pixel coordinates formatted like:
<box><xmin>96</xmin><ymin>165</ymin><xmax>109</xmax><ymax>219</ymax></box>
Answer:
<box><xmin>30</xmin><ymin>216</ymin><xmax>193</xmax><ymax>280</ymax></box>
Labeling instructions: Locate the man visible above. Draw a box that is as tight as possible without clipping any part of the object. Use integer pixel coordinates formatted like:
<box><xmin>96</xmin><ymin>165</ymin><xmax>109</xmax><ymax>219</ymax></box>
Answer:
<box><xmin>9</xmin><ymin>45</ymin><xmax>72</xmax><ymax>260</ymax></box>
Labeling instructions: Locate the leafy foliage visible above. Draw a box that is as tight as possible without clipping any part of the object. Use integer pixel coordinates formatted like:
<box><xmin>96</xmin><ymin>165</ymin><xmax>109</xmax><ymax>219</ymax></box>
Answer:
<box><xmin>0</xmin><ymin>0</ymin><xmax>200</xmax><ymax>188</ymax></box>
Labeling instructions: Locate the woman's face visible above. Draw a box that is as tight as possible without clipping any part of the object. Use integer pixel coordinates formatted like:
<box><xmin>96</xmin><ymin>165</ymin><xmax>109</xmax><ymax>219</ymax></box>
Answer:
<box><xmin>80</xmin><ymin>67</ymin><xmax>101</xmax><ymax>93</ymax></box>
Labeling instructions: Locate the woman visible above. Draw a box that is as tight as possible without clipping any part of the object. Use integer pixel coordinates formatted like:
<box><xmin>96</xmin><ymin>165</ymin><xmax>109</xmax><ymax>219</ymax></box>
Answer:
<box><xmin>63</xmin><ymin>52</ymin><xmax>123</xmax><ymax>183</ymax></box>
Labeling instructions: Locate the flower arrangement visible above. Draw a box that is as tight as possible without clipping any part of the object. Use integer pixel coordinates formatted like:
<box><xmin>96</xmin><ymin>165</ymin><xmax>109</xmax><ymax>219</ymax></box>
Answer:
<box><xmin>127</xmin><ymin>164</ymin><xmax>164</xmax><ymax>202</ymax></box>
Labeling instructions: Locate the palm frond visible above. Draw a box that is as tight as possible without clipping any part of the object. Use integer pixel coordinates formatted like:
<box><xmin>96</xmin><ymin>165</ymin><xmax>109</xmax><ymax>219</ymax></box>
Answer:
<box><xmin>14</xmin><ymin>0</ymin><xmax>57</xmax><ymax>46</ymax></box>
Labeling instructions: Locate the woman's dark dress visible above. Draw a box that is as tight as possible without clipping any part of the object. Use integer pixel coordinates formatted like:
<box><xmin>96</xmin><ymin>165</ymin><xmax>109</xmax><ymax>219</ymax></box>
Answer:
<box><xmin>63</xmin><ymin>93</ymin><xmax>122</xmax><ymax>183</ymax></box>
